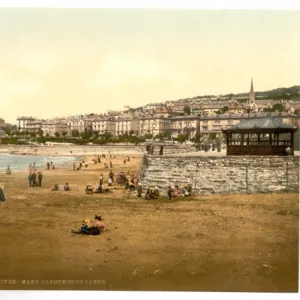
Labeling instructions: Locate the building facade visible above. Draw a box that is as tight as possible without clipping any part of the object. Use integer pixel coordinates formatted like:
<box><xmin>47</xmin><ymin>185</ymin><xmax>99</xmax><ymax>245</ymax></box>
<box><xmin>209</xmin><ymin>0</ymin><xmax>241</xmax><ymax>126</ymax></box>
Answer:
<box><xmin>139</xmin><ymin>116</ymin><xmax>171</xmax><ymax>137</ymax></box>
<box><xmin>67</xmin><ymin>118</ymin><xmax>93</xmax><ymax>135</ymax></box>
<box><xmin>16</xmin><ymin>116</ymin><xmax>36</xmax><ymax>132</ymax></box>
<box><xmin>92</xmin><ymin>117</ymin><xmax>115</xmax><ymax>136</ymax></box>
<box><xmin>115</xmin><ymin>116</ymin><xmax>139</xmax><ymax>136</ymax></box>
<box><xmin>170</xmin><ymin>116</ymin><xmax>200</xmax><ymax>139</ymax></box>
<box><xmin>26</xmin><ymin>121</ymin><xmax>43</xmax><ymax>133</ymax></box>
<box><xmin>42</xmin><ymin>122</ymin><xmax>68</xmax><ymax>137</ymax></box>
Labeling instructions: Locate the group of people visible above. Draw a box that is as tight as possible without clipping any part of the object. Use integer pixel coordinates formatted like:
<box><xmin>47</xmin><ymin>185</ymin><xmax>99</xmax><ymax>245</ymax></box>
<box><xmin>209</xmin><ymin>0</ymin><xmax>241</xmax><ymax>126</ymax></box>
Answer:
<box><xmin>52</xmin><ymin>182</ymin><xmax>70</xmax><ymax>191</ymax></box>
<box><xmin>123</xmin><ymin>156</ymin><xmax>132</xmax><ymax>164</ymax></box>
<box><xmin>144</xmin><ymin>186</ymin><xmax>160</xmax><ymax>200</ymax></box>
<box><xmin>72</xmin><ymin>215</ymin><xmax>105</xmax><ymax>236</ymax></box>
<box><xmin>145</xmin><ymin>144</ymin><xmax>164</xmax><ymax>155</ymax></box>
<box><xmin>28</xmin><ymin>171</ymin><xmax>43</xmax><ymax>187</ymax></box>
<box><xmin>196</xmin><ymin>143</ymin><xmax>222</xmax><ymax>152</ymax></box>
<box><xmin>167</xmin><ymin>184</ymin><xmax>192</xmax><ymax>199</ymax></box>
<box><xmin>85</xmin><ymin>183</ymin><xmax>110</xmax><ymax>194</ymax></box>
<box><xmin>73</xmin><ymin>160</ymin><xmax>88</xmax><ymax>171</ymax></box>
<box><xmin>46</xmin><ymin>162</ymin><xmax>56</xmax><ymax>170</ymax></box>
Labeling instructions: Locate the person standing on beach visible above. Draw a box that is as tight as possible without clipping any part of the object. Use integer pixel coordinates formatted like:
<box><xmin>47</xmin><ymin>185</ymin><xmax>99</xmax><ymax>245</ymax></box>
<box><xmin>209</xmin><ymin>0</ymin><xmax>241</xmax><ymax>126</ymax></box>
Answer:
<box><xmin>38</xmin><ymin>172</ymin><xmax>43</xmax><ymax>187</ymax></box>
<box><xmin>28</xmin><ymin>173</ymin><xmax>33</xmax><ymax>187</ymax></box>
<box><xmin>110</xmin><ymin>161</ymin><xmax>113</xmax><ymax>169</ymax></box>
<box><xmin>73</xmin><ymin>163</ymin><xmax>76</xmax><ymax>171</ymax></box>
<box><xmin>167</xmin><ymin>186</ymin><xmax>173</xmax><ymax>200</ymax></box>
<box><xmin>99</xmin><ymin>174</ymin><xmax>104</xmax><ymax>186</ymax></box>
<box><xmin>32</xmin><ymin>172</ymin><xmax>37</xmax><ymax>187</ymax></box>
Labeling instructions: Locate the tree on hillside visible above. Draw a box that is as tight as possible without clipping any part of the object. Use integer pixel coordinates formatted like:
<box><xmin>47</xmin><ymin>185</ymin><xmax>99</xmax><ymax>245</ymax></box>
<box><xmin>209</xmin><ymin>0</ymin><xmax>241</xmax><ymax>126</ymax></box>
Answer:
<box><xmin>184</xmin><ymin>106</ymin><xmax>191</xmax><ymax>115</ymax></box>
<box><xmin>62</xmin><ymin>132</ymin><xmax>67</xmax><ymax>137</ymax></box>
<box><xmin>272</xmin><ymin>103</ymin><xmax>285</xmax><ymax>112</ymax></box>
<box><xmin>55</xmin><ymin>132</ymin><xmax>60</xmax><ymax>138</ymax></box>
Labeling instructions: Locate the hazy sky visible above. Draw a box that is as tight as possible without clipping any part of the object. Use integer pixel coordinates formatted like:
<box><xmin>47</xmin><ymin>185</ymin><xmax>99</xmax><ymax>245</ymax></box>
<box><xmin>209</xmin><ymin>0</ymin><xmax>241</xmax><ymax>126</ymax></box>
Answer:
<box><xmin>0</xmin><ymin>9</ymin><xmax>300</xmax><ymax>123</ymax></box>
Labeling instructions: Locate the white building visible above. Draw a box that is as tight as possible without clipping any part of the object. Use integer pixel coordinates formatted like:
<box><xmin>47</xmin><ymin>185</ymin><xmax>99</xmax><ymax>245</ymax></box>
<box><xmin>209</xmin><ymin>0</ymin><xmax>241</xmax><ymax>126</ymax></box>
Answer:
<box><xmin>67</xmin><ymin>118</ymin><xmax>93</xmax><ymax>135</ymax></box>
<box><xmin>170</xmin><ymin>116</ymin><xmax>200</xmax><ymax>139</ymax></box>
<box><xmin>26</xmin><ymin>121</ymin><xmax>43</xmax><ymax>133</ymax></box>
<box><xmin>139</xmin><ymin>116</ymin><xmax>171</xmax><ymax>137</ymax></box>
<box><xmin>42</xmin><ymin>122</ymin><xmax>68</xmax><ymax>137</ymax></box>
<box><xmin>17</xmin><ymin>116</ymin><xmax>36</xmax><ymax>132</ymax></box>
<box><xmin>92</xmin><ymin>117</ymin><xmax>115</xmax><ymax>136</ymax></box>
<box><xmin>115</xmin><ymin>115</ymin><xmax>139</xmax><ymax>136</ymax></box>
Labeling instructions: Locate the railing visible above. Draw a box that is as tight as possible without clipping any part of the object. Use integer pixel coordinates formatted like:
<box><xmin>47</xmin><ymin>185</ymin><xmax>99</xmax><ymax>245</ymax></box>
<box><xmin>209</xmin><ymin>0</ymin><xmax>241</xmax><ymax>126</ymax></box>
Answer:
<box><xmin>227</xmin><ymin>144</ymin><xmax>293</xmax><ymax>155</ymax></box>
<box><xmin>229</xmin><ymin>140</ymin><xmax>292</xmax><ymax>146</ymax></box>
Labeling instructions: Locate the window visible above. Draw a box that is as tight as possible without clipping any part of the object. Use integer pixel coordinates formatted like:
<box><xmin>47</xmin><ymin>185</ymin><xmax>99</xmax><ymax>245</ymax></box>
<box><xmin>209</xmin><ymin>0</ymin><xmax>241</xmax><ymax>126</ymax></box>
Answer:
<box><xmin>203</xmin><ymin>120</ymin><xmax>208</xmax><ymax>124</ymax></box>
<box><xmin>227</xmin><ymin>120</ymin><xmax>233</xmax><ymax>125</ymax></box>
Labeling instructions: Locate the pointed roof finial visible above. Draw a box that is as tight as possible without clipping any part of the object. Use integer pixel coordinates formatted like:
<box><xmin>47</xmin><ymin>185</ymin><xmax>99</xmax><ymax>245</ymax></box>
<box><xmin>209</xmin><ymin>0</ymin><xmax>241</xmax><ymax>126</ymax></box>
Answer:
<box><xmin>250</xmin><ymin>77</ymin><xmax>254</xmax><ymax>93</ymax></box>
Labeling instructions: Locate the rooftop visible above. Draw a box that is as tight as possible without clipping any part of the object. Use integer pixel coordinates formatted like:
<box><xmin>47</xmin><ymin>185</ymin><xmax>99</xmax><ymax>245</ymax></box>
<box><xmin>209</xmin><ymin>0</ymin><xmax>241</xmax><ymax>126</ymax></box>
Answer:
<box><xmin>225</xmin><ymin>116</ymin><xmax>296</xmax><ymax>131</ymax></box>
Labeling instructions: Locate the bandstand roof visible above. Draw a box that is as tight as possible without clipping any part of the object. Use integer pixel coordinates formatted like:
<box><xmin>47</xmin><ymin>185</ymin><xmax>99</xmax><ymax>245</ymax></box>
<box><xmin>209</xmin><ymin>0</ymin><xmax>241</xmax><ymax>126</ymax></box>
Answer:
<box><xmin>223</xmin><ymin>116</ymin><xmax>296</xmax><ymax>132</ymax></box>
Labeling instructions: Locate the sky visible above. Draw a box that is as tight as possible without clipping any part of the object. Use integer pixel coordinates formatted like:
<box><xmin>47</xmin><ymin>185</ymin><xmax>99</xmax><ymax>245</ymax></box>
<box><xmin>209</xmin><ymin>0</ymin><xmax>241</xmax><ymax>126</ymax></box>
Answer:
<box><xmin>0</xmin><ymin>8</ymin><xmax>300</xmax><ymax>124</ymax></box>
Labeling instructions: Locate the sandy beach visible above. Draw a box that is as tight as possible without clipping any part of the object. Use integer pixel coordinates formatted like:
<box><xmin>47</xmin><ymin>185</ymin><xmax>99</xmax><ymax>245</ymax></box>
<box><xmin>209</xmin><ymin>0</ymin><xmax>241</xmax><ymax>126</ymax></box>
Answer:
<box><xmin>0</xmin><ymin>152</ymin><xmax>298</xmax><ymax>292</ymax></box>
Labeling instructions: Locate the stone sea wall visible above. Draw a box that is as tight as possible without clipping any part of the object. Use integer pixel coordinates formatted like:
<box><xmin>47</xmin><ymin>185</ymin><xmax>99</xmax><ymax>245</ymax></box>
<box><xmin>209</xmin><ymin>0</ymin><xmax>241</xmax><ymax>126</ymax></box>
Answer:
<box><xmin>0</xmin><ymin>144</ymin><xmax>143</xmax><ymax>156</ymax></box>
<box><xmin>141</xmin><ymin>155</ymin><xmax>299</xmax><ymax>195</ymax></box>
<box><xmin>0</xmin><ymin>144</ymin><xmax>197</xmax><ymax>156</ymax></box>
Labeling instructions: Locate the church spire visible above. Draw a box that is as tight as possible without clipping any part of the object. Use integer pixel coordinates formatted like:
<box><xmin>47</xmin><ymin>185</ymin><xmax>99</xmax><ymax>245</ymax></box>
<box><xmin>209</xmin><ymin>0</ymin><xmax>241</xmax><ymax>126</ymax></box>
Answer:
<box><xmin>249</xmin><ymin>77</ymin><xmax>256</xmax><ymax>107</ymax></box>
<box><xmin>250</xmin><ymin>77</ymin><xmax>254</xmax><ymax>93</ymax></box>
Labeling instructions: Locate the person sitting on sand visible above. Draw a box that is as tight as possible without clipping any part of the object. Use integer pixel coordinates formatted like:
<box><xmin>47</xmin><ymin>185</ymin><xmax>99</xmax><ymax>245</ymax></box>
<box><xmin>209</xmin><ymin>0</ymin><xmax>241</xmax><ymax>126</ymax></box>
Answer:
<box><xmin>52</xmin><ymin>184</ymin><xmax>59</xmax><ymax>191</ymax></box>
<box><xmin>94</xmin><ymin>184</ymin><xmax>103</xmax><ymax>193</ymax></box>
<box><xmin>137</xmin><ymin>183</ymin><xmax>143</xmax><ymax>197</ymax></box>
<box><xmin>86</xmin><ymin>184</ymin><xmax>94</xmax><ymax>194</ymax></box>
<box><xmin>94</xmin><ymin>215</ymin><xmax>105</xmax><ymax>233</ymax></box>
<box><xmin>80</xmin><ymin>219</ymin><xmax>90</xmax><ymax>234</ymax></box>
<box><xmin>145</xmin><ymin>188</ymin><xmax>152</xmax><ymax>200</ymax></box>
<box><xmin>71</xmin><ymin>218</ymin><xmax>102</xmax><ymax>235</ymax></box>
<box><xmin>102</xmin><ymin>183</ymin><xmax>109</xmax><ymax>193</ymax></box>
<box><xmin>107</xmin><ymin>177</ymin><xmax>113</xmax><ymax>186</ymax></box>
<box><xmin>153</xmin><ymin>186</ymin><xmax>160</xmax><ymax>199</ymax></box>
<box><xmin>63</xmin><ymin>183</ymin><xmax>70</xmax><ymax>191</ymax></box>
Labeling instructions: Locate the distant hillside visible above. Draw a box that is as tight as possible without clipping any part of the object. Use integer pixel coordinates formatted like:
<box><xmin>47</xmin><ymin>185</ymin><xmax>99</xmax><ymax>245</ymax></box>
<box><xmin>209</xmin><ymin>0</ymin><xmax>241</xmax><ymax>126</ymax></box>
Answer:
<box><xmin>229</xmin><ymin>85</ymin><xmax>300</xmax><ymax>100</ymax></box>
<box><xmin>175</xmin><ymin>85</ymin><xmax>300</xmax><ymax>102</ymax></box>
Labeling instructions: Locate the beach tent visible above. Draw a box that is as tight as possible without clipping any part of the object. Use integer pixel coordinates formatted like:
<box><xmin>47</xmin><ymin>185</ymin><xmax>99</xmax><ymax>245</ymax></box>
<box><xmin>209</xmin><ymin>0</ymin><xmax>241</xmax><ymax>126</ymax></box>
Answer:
<box><xmin>0</xmin><ymin>188</ymin><xmax>5</xmax><ymax>202</ymax></box>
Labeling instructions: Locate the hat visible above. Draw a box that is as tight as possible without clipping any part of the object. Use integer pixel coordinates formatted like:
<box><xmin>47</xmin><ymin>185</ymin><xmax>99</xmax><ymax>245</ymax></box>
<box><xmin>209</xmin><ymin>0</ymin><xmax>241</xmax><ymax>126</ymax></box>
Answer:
<box><xmin>82</xmin><ymin>218</ymin><xmax>90</xmax><ymax>224</ymax></box>
<box><xmin>94</xmin><ymin>215</ymin><xmax>102</xmax><ymax>221</ymax></box>
<box><xmin>138</xmin><ymin>182</ymin><xmax>142</xmax><ymax>186</ymax></box>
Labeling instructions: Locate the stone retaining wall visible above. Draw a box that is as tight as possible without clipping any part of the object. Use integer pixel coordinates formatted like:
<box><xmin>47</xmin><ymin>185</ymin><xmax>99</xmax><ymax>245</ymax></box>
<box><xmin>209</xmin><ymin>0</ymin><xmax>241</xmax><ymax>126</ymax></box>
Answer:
<box><xmin>0</xmin><ymin>144</ymin><xmax>142</xmax><ymax>155</ymax></box>
<box><xmin>140</xmin><ymin>155</ymin><xmax>299</xmax><ymax>195</ymax></box>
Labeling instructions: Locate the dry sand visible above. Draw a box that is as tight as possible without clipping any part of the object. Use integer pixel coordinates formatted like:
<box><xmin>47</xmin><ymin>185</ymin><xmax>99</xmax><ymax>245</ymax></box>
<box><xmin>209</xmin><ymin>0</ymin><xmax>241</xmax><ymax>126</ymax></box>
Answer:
<box><xmin>0</xmin><ymin>153</ymin><xmax>298</xmax><ymax>292</ymax></box>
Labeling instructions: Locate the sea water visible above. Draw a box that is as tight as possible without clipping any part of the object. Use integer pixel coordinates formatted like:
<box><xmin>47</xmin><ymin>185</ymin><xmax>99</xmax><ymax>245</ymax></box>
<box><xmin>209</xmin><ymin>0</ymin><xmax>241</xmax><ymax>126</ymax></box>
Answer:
<box><xmin>0</xmin><ymin>153</ymin><xmax>78</xmax><ymax>171</ymax></box>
